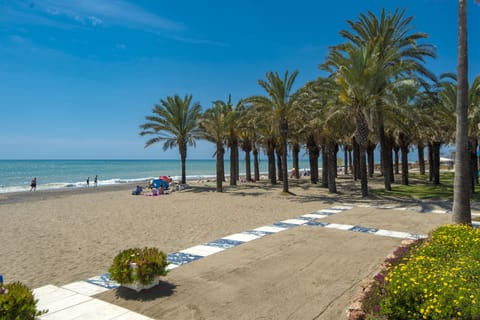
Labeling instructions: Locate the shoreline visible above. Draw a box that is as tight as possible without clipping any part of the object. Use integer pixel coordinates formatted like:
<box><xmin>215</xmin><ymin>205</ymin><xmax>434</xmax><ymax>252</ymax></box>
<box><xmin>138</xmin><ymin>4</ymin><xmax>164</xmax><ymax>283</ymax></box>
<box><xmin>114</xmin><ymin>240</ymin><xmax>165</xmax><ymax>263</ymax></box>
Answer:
<box><xmin>0</xmin><ymin>181</ymin><xmax>147</xmax><ymax>205</ymax></box>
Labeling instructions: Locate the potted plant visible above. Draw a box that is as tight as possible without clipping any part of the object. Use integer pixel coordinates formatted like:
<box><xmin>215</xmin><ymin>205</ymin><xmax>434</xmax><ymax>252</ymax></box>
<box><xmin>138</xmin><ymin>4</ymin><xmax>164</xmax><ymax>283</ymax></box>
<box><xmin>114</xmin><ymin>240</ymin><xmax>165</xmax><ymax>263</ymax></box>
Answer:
<box><xmin>0</xmin><ymin>280</ymin><xmax>47</xmax><ymax>319</ymax></box>
<box><xmin>108</xmin><ymin>247</ymin><xmax>169</xmax><ymax>292</ymax></box>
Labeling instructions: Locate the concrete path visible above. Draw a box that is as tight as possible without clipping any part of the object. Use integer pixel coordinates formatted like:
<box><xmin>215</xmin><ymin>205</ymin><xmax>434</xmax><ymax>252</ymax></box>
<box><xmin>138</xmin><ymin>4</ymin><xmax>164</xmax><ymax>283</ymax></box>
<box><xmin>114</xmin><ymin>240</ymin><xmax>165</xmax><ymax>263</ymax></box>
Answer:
<box><xmin>32</xmin><ymin>203</ymin><xmax>476</xmax><ymax>319</ymax></box>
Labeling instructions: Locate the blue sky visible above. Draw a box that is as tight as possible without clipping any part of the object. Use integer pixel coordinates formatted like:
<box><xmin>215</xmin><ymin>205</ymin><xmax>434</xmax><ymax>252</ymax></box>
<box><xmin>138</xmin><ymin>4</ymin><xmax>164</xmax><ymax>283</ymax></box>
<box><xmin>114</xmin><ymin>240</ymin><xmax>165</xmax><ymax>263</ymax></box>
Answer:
<box><xmin>0</xmin><ymin>0</ymin><xmax>479</xmax><ymax>160</ymax></box>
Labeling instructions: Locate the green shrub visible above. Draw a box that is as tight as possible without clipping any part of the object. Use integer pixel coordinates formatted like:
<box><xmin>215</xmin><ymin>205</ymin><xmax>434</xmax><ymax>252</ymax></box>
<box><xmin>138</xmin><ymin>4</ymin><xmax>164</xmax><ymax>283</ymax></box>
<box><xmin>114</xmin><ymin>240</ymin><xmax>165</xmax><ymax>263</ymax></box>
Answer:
<box><xmin>108</xmin><ymin>247</ymin><xmax>169</xmax><ymax>285</ymax></box>
<box><xmin>366</xmin><ymin>225</ymin><xmax>480</xmax><ymax>319</ymax></box>
<box><xmin>0</xmin><ymin>281</ymin><xmax>47</xmax><ymax>320</ymax></box>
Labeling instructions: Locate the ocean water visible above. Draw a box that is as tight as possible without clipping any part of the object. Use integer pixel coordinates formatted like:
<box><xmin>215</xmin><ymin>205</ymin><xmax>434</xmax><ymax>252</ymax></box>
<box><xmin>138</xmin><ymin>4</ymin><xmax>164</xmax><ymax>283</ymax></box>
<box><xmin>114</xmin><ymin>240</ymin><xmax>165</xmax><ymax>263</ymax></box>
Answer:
<box><xmin>0</xmin><ymin>159</ymin><xmax>313</xmax><ymax>194</ymax></box>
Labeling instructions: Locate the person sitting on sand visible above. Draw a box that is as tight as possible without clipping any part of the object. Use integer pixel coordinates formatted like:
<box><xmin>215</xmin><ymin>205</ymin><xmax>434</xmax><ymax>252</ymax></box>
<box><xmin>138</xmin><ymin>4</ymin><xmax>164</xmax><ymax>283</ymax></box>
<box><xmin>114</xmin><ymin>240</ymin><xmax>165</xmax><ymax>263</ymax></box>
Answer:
<box><xmin>132</xmin><ymin>185</ymin><xmax>143</xmax><ymax>195</ymax></box>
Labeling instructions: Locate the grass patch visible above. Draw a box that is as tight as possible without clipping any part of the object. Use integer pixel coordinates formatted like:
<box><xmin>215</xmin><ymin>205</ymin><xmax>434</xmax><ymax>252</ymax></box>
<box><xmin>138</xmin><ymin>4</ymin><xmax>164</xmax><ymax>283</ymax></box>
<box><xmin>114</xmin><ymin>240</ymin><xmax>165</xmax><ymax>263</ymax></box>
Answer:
<box><xmin>371</xmin><ymin>172</ymin><xmax>480</xmax><ymax>201</ymax></box>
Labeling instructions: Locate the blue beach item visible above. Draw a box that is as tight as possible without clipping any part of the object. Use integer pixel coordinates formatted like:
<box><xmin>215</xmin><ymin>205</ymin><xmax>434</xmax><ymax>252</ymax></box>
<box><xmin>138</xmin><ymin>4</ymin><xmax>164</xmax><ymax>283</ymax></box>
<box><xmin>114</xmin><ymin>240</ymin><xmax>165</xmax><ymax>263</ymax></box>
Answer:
<box><xmin>152</xmin><ymin>179</ymin><xmax>169</xmax><ymax>189</ymax></box>
<box><xmin>0</xmin><ymin>274</ymin><xmax>3</xmax><ymax>284</ymax></box>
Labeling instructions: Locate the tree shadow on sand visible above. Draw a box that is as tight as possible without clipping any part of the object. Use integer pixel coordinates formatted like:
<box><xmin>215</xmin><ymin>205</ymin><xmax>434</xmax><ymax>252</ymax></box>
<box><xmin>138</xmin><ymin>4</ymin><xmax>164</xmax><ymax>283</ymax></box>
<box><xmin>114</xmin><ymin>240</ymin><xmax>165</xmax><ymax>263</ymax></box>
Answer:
<box><xmin>114</xmin><ymin>280</ymin><xmax>176</xmax><ymax>301</ymax></box>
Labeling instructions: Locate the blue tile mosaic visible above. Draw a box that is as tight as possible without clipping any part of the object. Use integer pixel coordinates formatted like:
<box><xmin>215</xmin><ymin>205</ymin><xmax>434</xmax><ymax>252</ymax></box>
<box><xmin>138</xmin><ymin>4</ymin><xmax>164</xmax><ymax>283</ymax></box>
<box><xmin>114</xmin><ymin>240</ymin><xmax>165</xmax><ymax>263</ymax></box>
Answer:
<box><xmin>408</xmin><ymin>233</ymin><xmax>427</xmax><ymax>239</ymax></box>
<box><xmin>271</xmin><ymin>222</ymin><xmax>298</xmax><ymax>229</ymax></box>
<box><xmin>85</xmin><ymin>273</ymin><xmax>119</xmax><ymax>289</ymax></box>
<box><xmin>350</xmin><ymin>225</ymin><xmax>379</xmax><ymax>234</ymax></box>
<box><xmin>204</xmin><ymin>238</ymin><xmax>244</xmax><ymax>249</ymax></box>
<box><xmin>304</xmin><ymin>221</ymin><xmax>330</xmax><ymax>227</ymax></box>
<box><xmin>315</xmin><ymin>210</ymin><xmax>340</xmax><ymax>216</ymax></box>
<box><xmin>167</xmin><ymin>252</ymin><xmax>203</xmax><ymax>265</ymax></box>
<box><xmin>243</xmin><ymin>230</ymin><xmax>273</xmax><ymax>236</ymax></box>
<box><xmin>297</xmin><ymin>216</ymin><xmax>316</xmax><ymax>221</ymax></box>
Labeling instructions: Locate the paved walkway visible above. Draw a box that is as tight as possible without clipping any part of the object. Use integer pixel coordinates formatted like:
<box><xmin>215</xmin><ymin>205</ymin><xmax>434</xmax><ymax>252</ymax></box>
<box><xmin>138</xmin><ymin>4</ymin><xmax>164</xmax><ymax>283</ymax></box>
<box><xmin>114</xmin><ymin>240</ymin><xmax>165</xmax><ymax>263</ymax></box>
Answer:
<box><xmin>33</xmin><ymin>204</ymin><xmax>480</xmax><ymax>319</ymax></box>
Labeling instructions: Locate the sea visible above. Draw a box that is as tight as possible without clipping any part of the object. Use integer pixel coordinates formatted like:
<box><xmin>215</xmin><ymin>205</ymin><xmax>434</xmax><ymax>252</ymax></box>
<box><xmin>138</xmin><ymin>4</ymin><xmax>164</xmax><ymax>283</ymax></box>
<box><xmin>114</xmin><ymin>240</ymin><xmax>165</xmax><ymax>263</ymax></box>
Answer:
<box><xmin>0</xmin><ymin>159</ymin><xmax>313</xmax><ymax>194</ymax></box>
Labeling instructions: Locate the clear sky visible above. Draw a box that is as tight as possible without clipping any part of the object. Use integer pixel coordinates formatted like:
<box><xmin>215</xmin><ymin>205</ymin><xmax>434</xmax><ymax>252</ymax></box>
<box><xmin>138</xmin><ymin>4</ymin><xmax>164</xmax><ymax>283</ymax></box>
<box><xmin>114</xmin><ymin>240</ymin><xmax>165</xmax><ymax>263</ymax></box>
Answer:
<box><xmin>0</xmin><ymin>0</ymin><xmax>479</xmax><ymax>160</ymax></box>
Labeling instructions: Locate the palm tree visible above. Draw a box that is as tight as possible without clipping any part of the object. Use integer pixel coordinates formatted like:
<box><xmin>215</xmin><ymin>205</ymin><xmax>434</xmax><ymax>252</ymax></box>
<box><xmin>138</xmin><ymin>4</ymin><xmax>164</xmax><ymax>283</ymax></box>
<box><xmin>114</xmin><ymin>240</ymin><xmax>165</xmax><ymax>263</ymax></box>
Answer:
<box><xmin>139</xmin><ymin>94</ymin><xmax>202</xmax><ymax>185</ymax></box>
<box><xmin>247</xmin><ymin>70</ymin><xmax>302</xmax><ymax>193</ymax></box>
<box><xmin>200</xmin><ymin>101</ymin><xmax>229</xmax><ymax>192</ymax></box>
<box><xmin>452</xmin><ymin>0</ymin><xmax>471</xmax><ymax>224</ymax></box>
<box><xmin>221</xmin><ymin>96</ymin><xmax>242</xmax><ymax>186</ymax></box>
<box><xmin>339</xmin><ymin>8</ymin><xmax>436</xmax><ymax>191</ymax></box>
<box><xmin>322</xmin><ymin>43</ymin><xmax>381</xmax><ymax>197</ymax></box>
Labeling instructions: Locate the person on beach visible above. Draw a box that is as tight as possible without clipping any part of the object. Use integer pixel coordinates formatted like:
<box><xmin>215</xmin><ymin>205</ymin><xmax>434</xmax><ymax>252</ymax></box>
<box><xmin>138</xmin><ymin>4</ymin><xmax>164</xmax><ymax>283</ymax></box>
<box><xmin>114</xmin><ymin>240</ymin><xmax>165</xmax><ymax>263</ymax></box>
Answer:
<box><xmin>86</xmin><ymin>177</ymin><xmax>90</xmax><ymax>187</ymax></box>
<box><xmin>94</xmin><ymin>175</ymin><xmax>98</xmax><ymax>187</ymax></box>
<box><xmin>30</xmin><ymin>177</ymin><xmax>37</xmax><ymax>191</ymax></box>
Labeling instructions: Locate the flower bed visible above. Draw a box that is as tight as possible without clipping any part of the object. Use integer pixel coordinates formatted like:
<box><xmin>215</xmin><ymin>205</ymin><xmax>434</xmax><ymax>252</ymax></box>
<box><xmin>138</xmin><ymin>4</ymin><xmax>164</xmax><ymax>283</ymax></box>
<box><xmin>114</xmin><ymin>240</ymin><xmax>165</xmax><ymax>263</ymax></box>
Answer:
<box><xmin>349</xmin><ymin>225</ymin><xmax>480</xmax><ymax>319</ymax></box>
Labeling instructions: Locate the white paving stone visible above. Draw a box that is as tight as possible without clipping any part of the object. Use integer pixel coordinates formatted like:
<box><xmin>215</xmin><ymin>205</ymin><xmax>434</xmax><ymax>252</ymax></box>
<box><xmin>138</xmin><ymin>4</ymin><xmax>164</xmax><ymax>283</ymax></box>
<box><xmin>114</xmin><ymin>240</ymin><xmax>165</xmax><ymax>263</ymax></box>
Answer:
<box><xmin>166</xmin><ymin>263</ymin><xmax>180</xmax><ymax>271</ymax></box>
<box><xmin>35</xmin><ymin>287</ymin><xmax>92</xmax><ymax>316</ymax></box>
<box><xmin>254</xmin><ymin>225</ymin><xmax>286</xmax><ymax>233</ymax></box>
<box><xmin>181</xmin><ymin>245</ymin><xmax>225</xmax><ymax>257</ymax></box>
<box><xmin>112</xmin><ymin>311</ymin><xmax>154</xmax><ymax>319</ymax></box>
<box><xmin>34</xmin><ymin>285</ymin><xmax>78</xmax><ymax>307</ymax></box>
<box><xmin>40</xmin><ymin>298</ymin><xmax>129</xmax><ymax>320</ymax></box>
<box><xmin>331</xmin><ymin>205</ymin><xmax>354</xmax><ymax>210</ymax></box>
<box><xmin>281</xmin><ymin>218</ymin><xmax>308</xmax><ymax>225</ymax></box>
<box><xmin>302</xmin><ymin>213</ymin><xmax>328</xmax><ymax>219</ymax></box>
<box><xmin>222</xmin><ymin>233</ymin><xmax>262</xmax><ymax>242</ymax></box>
<box><xmin>62</xmin><ymin>281</ymin><xmax>109</xmax><ymax>296</ymax></box>
<box><xmin>431</xmin><ymin>209</ymin><xmax>448</xmax><ymax>214</ymax></box>
<box><xmin>375</xmin><ymin>229</ymin><xmax>412</xmax><ymax>239</ymax></box>
<box><xmin>324</xmin><ymin>223</ymin><xmax>355</xmax><ymax>231</ymax></box>
<box><xmin>316</xmin><ymin>209</ymin><xmax>343</xmax><ymax>214</ymax></box>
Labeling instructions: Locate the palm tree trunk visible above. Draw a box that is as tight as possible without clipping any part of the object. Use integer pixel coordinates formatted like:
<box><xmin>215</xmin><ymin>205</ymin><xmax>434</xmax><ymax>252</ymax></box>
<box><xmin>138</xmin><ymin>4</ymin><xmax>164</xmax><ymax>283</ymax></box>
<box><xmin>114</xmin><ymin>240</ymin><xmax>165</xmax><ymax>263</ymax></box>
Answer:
<box><xmin>229</xmin><ymin>138</ymin><xmax>238</xmax><ymax>186</ymax></box>
<box><xmin>327</xmin><ymin>140</ymin><xmax>337</xmax><ymax>193</ymax></box>
<box><xmin>355</xmin><ymin>112</ymin><xmax>369</xmax><ymax>197</ymax></box>
<box><xmin>367</xmin><ymin>142</ymin><xmax>375</xmax><ymax>178</ymax></box>
<box><xmin>307</xmin><ymin>134</ymin><xmax>319</xmax><ymax>184</ymax></box>
<box><xmin>377</xmin><ymin>101</ymin><xmax>391</xmax><ymax>190</ymax></box>
<box><xmin>469</xmin><ymin>137</ymin><xmax>477</xmax><ymax>194</ymax></box>
<box><xmin>432</xmin><ymin>142</ymin><xmax>441</xmax><ymax>185</ymax></box>
<box><xmin>359</xmin><ymin>147</ymin><xmax>368</xmax><ymax>197</ymax></box>
<box><xmin>253</xmin><ymin>147</ymin><xmax>260</xmax><ymax>182</ymax></box>
<box><xmin>280</xmin><ymin>119</ymin><xmax>289</xmax><ymax>193</ymax></box>
<box><xmin>401</xmin><ymin>144</ymin><xmax>409</xmax><ymax>186</ymax></box>
<box><xmin>348</xmin><ymin>148</ymin><xmax>353</xmax><ymax>175</ymax></box>
<box><xmin>276</xmin><ymin>148</ymin><xmax>283</xmax><ymax>182</ymax></box>
<box><xmin>418</xmin><ymin>142</ymin><xmax>426</xmax><ymax>175</ymax></box>
<box><xmin>267</xmin><ymin>138</ymin><xmax>276</xmax><ymax>185</ymax></box>
<box><xmin>321</xmin><ymin>143</ymin><xmax>328</xmax><ymax>188</ymax></box>
<box><xmin>216</xmin><ymin>143</ymin><xmax>224</xmax><ymax>192</ymax></box>
<box><xmin>245</xmin><ymin>150</ymin><xmax>252</xmax><ymax>182</ymax></box>
<box><xmin>344</xmin><ymin>146</ymin><xmax>349</xmax><ymax>175</ymax></box>
<box><xmin>427</xmin><ymin>142</ymin><xmax>433</xmax><ymax>182</ymax></box>
<box><xmin>292</xmin><ymin>143</ymin><xmax>300</xmax><ymax>179</ymax></box>
<box><xmin>353</xmin><ymin>138</ymin><xmax>360</xmax><ymax>181</ymax></box>
<box><xmin>180</xmin><ymin>143</ymin><xmax>187</xmax><ymax>184</ymax></box>
<box><xmin>394</xmin><ymin>146</ymin><xmax>400</xmax><ymax>175</ymax></box>
<box><xmin>387</xmin><ymin>136</ymin><xmax>395</xmax><ymax>184</ymax></box>
<box><xmin>452</xmin><ymin>0</ymin><xmax>471</xmax><ymax>224</ymax></box>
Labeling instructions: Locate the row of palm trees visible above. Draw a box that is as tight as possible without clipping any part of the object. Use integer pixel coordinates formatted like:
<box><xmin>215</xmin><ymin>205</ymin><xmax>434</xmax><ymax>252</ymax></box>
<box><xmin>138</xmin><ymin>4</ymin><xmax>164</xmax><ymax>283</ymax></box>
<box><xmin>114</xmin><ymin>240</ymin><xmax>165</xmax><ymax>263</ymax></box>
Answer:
<box><xmin>140</xmin><ymin>5</ymin><xmax>479</xmax><ymax>223</ymax></box>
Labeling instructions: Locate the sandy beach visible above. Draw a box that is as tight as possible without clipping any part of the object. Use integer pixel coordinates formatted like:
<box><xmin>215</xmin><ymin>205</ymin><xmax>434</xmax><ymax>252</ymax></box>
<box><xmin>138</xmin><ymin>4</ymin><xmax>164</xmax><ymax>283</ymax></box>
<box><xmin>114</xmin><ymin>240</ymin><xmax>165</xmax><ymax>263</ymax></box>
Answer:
<box><xmin>1</xmin><ymin>177</ymin><xmax>454</xmax><ymax>319</ymax></box>
<box><xmin>1</xmin><ymin>178</ymin><xmax>343</xmax><ymax>288</ymax></box>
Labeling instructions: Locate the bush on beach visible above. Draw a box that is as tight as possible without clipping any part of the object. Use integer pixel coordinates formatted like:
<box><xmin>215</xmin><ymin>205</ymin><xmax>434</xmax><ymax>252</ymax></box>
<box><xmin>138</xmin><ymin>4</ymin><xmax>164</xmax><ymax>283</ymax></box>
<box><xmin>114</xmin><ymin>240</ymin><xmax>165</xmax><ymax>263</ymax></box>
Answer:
<box><xmin>0</xmin><ymin>281</ymin><xmax>47</xmax><ymax>320</ymax></box>
<box><xmin>363</xmin><ymin>224</ymin><xmax>480</xmax><ymax>319</ymax></box>
<box><xmin>108</xmin><ymin>247</ymin><xmax>169</xmax><ymax>286</ymax></box>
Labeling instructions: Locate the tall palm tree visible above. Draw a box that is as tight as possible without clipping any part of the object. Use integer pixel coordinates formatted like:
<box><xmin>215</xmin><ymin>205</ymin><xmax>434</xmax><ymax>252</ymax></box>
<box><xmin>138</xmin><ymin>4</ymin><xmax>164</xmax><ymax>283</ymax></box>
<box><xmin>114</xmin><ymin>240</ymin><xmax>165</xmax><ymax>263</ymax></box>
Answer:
<box><xmin>452</xmin><ymin>0</ymin><xmax>471</xmax><ymax>224</ymax></box>
<box><xmin>322</xmin><ymin>43</ymin><xmax>380</xmax><ymax>197</ymax></box>
<box><xmin>200</xmin><ymin>101</ymin><xmax>228</xmax><ymax>192</ymax></box>
<box><xmin>247</xmin><ymin>70</ymin><xmax>302</xmax><ymax>193</ymax></box>
<box><xmin>339</xmin><ymin>8</ymin><xmax>436</xmax><ymax>191</ymax></box>
<box><xmin>221</xmin><ymin>96</ymin><xmax>242</xmax><ymax>186</ymax></box>
<box><xmin>139</xmin><ymin>94</ymin><xmax>202</xmax><ymax>184</ymax></box>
